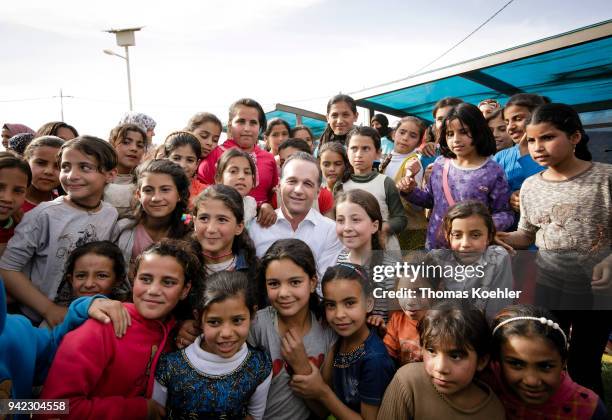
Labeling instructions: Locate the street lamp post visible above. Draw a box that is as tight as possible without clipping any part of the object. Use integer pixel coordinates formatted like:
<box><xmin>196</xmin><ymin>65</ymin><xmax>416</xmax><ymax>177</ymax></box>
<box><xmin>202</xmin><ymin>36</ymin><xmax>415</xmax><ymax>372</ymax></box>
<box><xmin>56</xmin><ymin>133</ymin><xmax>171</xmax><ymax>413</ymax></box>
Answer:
<box><xmin>104</xmin><ymin>27</ymin><xmax>142</xmax><ymax>111</ymax></box>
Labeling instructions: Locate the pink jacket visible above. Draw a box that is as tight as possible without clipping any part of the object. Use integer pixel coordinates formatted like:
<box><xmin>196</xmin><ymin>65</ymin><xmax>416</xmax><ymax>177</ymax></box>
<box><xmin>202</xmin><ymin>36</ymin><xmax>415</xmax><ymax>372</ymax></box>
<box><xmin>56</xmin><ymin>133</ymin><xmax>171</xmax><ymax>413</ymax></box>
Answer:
<box><xmin>196</xmin><ymin>139</ymin><xmax>278</xmax><ymax>205</ymax></box>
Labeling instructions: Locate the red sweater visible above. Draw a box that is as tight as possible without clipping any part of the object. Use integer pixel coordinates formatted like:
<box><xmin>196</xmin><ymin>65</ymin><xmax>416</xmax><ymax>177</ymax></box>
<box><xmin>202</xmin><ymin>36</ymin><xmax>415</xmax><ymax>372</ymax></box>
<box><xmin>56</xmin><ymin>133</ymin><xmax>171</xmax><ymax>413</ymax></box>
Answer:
<box><xmin>39</xmin><ymin>303</ymin><xmax>176</xmax><ymax>419</ymax></box>
<box><xmin>196</xmin><ymin>139</ymin><xmax>279</xmax><ymax>205</ymax></box>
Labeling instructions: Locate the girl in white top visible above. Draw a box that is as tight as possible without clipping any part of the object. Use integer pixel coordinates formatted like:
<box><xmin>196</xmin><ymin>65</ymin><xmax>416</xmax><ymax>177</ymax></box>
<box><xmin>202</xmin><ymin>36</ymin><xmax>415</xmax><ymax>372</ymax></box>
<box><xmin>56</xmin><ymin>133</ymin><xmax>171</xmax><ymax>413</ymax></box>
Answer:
<box><xmin>154</xmin><ymin>271</ymin><xmax>272</xmax><ymax>420</ymax></box>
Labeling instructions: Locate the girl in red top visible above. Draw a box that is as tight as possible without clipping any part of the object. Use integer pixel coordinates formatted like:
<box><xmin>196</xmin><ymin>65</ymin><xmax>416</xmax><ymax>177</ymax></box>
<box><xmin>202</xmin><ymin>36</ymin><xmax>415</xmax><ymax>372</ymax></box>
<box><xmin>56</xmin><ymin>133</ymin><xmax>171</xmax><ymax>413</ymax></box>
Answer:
<box><xmin>40</xmin><ymin>239</ymin><xmax>203</xmax><ymax>420</ymax></box>
<box><xmin>197</xmin><ymin>98</ymin><xmax>278</xmax><ymax>211</ymax></box>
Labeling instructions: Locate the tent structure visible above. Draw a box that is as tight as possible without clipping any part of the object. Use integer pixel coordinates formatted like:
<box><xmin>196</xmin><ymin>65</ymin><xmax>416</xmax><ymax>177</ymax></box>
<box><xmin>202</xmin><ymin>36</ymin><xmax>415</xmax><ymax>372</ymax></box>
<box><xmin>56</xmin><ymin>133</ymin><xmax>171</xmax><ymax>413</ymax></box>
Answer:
<box><xmin>264</xmin><ymin>104</ymin><xmax>327</xmax><ymax>138</ymax></box>
<box><xmin>354</xmin><ymin>19</ymin><xmax>612</xmax><ymax>163</ymax></box>
<box><xmin>354</xmin><ymin>19</ymin><xmax>612</xmax><ymax>127</ymax></box>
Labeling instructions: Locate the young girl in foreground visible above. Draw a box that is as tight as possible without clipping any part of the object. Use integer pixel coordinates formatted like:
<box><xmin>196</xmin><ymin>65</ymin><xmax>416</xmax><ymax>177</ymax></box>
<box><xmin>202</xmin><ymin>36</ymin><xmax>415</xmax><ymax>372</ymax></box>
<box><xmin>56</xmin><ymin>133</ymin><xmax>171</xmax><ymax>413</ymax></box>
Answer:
<box><xmin>488</xmin><ymin>304</ymin><xmax>608</xmax><ymax>419</ymax></box>
<box><xmin>154</xmin><ymin>271</ymin><xmax>272</xmax><ymax>420</ymax></box>
<box><xmin>335</xmin><ymin>189</ymin><xmax>398</xmax><ymax>319</ymax></box>
<box><xmin>425</xmin><ymin>200</ymin><xmax>514</xmax><ymax>320</ymax></box>
<box><xmin>496</xmin><ymin>102</ymin><xmax>611</xmax><ymax>396</ymax></box>
<box><xmin>290</xmin><ymin>263</ymin><xmax>395</xmax><ymax>420</ymax></box>
<box><xmin>378</xmin><ymin>301</ymin><xmax>505</xmax><ymax>419</ymax></box>
<box><xmin>249</xmin><ymin>238</ymin><xmax>337</xmax><ymax>420</ymax></box>
<box><xmin>115</xmin><ymin>159</ymin><xmax>193</xmax><ymax>275</ymax></box>
<box><xmin>22</xmin><ymin>136</ymin><xmax>63</xmax><ymax>212</ymax></box>
<box><xmin>41</xmin><ymin>239</ymin><xmax>201</xmax><ymax>419</ymax></box>
<box><xmin>397</xmin><ymin>102</ymin><xmax>513</xmax><ymax>249</ymax></box>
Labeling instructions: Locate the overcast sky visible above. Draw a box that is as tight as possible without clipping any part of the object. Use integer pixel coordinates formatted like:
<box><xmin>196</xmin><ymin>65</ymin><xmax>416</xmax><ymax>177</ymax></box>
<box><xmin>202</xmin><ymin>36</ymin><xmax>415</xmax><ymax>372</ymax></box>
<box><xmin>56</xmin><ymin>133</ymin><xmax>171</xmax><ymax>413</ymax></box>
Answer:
<box><xmin>1</xmin><ymin>0</ymin><xmax>610</xmax><ymax>143</ymax></box>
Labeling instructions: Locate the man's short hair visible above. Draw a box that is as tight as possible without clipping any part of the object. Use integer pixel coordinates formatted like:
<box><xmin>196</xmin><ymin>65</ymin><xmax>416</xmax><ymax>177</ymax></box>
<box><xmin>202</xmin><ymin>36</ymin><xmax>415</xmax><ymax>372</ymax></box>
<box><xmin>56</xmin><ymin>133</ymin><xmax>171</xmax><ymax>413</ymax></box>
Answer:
<box><xmin>281</xmin><ymin>151</ymin><xmax>322</xmax><ymax>186</ymax></box>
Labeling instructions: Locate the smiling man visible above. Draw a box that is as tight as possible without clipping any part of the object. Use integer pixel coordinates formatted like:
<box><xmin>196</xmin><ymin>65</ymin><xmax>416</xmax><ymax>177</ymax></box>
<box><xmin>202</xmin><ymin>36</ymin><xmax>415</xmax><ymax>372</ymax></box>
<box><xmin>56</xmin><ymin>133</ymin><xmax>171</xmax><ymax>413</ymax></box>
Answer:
<box><xmin>250</xmin><ymin>152</ymin><xmax>342</xmax><ymax>282</ymax></box>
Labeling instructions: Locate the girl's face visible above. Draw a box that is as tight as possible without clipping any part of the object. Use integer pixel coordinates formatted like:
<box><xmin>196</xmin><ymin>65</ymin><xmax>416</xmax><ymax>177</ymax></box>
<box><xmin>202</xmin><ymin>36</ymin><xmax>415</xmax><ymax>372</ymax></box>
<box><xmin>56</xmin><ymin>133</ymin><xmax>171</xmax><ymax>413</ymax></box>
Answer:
<box><xmin>292</xmin><ymin>129</ymin><xmax>314</xmax><ymax>151</ymax></box>
<box><xmin>132</xmin><ymin>254</ymin><xmax>191</xmax><ymax>320</ymax></box>
<box><xmin>70</xmin><ymin>253</ymin><xmax>116</xmax><ymax>297</ymax></box>
<box><xmin>200</xmin><ymin>294</ymin><xmax>251</xmax><ymax>358</ymax></box>
<box><xmin>221</xmin><ymin>156</ymin><xmax>254</xmax><ymax>197</ymax></box>
<box><xmin>423</xmin><ymin>340</ymin><xmax>488</xmax><ymax>400</ymax></box>
<box><xmin>168</xmin><ymin>145</ymin><xmax>199</xmax><ymax>179</ymax></box>
<box><xmin>266</xmin><ymin>124</ymin><xmax>289</xmax><ymax>155</ymax></box>
<box><xmin>446</xmin><ymin>119</ymin><xmax>476</xmax><ymax>159</ymax></box>
<box><xmin>137</xmin><ymin>173</ymin><xmax>181</xmax><ymax>220</ymax></box>
<box><xmin>335</xmin><ymin>201</ymin><xmax>378</xmax><ymax>252</ymax></box>
<box><xmin>0</xmin><ymin>167</ymin><xmax>28</xmax><ymax>221</ymax></box>
<box><xmin>229</xmin><ymin>105</ymin><xmax>261</xmax><ymax>152</ymax></box>
<box><xmin>28</xmin><ymin>146</ymin><xmax>61</xmax><ymax>193</ymax></box>
<box><xmin>347</xmin><ymin>135</ymin><xmax>378</xmax><ymax>175</ymax></box>
<box><xmin>394</xmin><ymin>121</ymin><xmax>421</xmax><ymax>154</ymax></box>
<box><xmin>194</xmin><ymin>198</ymin><xmax>244</xmax><ymax>256</ymax></box>
<box><xmin>500</xmin><ymin>335</ymin><xmax>563</xmax><ymax>405</ymax></box>
<box><xmin>487</xmin><ymin>114</ymin><xmax>513</xmax><ymax>152</ymax></box>
<box><xmin>526</xmin><ymin>122</ymin><xmax>580</xmax><ymax>168</ymax></box>
<box><xmin>60</xmin><ymin>148</ymin><xmax>114</xmax><ymax>207</ymax></box>
<box><xmin>320</xmin><ymin>150</ymin><xmax>345</xmax><ymax>188</ymax></box>
<box><xmin>192</xmin><ymin>121</ymin><xmax>222</xmax><ymax>158</ymax></box>
<box><xmin>115</xmin><ymin>130</ymin><xmax>146</xmax><ymax>174</ymax></box>
<box><xmin>265</xmin><ymin>258</ymin><xmax>316</xmax><ymax>318</ymax></box>
<box><xmin>328</xmin><ymin>102</ymin><xmax>358</xmax><ymax>136</ymax></box>
<box><xmin>397</xmin><ymin>277</ymin><xmax>429</xmax><ymax>321</ymax></box>
<box><xmin>448</xmin><ymin>214</ymin><xmax>490</xmax><ymax>263</ymax></box>
<box><xmin>504</xmin><ymin>105</ymin><xmax>531</xmax><ymax>143</ymax></box>
<box><xmin>323</xmin><ymin>278</ymin><xmax>372</xmax><ymax>338</ymax></box>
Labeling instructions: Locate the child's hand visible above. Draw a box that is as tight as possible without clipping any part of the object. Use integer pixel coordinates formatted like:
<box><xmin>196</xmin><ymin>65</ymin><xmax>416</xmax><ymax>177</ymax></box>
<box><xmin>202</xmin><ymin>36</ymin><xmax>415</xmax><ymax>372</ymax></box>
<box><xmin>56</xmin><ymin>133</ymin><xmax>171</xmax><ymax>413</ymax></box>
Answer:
<box><xmin>396</xmin><ymin>176</ymin><xmax>416</xmax><ymax>194</ymax></box>
<box><xmin>289</xmin><ymin>360</ymin><xmax>327</xmax><ymax>400</ymax></box>
<box><xmin>494</xmin><ymin>232</ymin><xmax>516</xmax><ymax>255</ymax></box>
<box><xmin>367</xmin><ymin>315</ymin><xmax>387</xmax><ymax>337</ymax></box>
<box><xmin>146</xmin><ymin>399</ymin><xmax>166</xmax><ymax>420</ymax></box>
<box><xmin>175</xmin><ymin>319</ymin><xmax>200</xmax><ymax>349</ymax></box>
<box><xmin>420</xmin><ymin>142</ymin><xmax>437</xmax><ymax>157</ymax></box>
<box><xmin>43</xmin><ymin>303</ymin><xmax>68</xmax><ymax>328</ymax></box>
<box><xmin>592</xmin><ymin>255</ymin><xmax>612</xmax><ymax>291</ymax></box>
<box><xmin>257</xmin><ymin>203</ymin><xmax>277</xmax><ymax>228</ymax></box>
<box><xmin>280</xmin><ymin>328</ymin><xmax>311</xmax><ymax>375</ymax></box>
<box><xmin>406</xmin><ymin>158</ymin><xmax>421</xmax><ymax>176</ymax></box>
<box><xmin>88</xmin><ymin>298</ymin><xmax>131</xmax><ymax>338</ymax></box>
<box><xmin>509</xmin><ymin>190</ymin><xmax>521</xmax><ymax>212</ymax></box>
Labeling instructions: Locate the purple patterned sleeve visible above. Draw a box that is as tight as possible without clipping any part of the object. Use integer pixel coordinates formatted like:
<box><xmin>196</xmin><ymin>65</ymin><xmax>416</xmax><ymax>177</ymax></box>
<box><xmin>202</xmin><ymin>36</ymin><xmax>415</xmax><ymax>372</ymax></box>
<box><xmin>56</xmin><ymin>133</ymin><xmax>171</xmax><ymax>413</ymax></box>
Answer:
<box><xmin>488</xmin><ymin>162</ymin><xmax>514</xmax><ymax>232</ymax></box>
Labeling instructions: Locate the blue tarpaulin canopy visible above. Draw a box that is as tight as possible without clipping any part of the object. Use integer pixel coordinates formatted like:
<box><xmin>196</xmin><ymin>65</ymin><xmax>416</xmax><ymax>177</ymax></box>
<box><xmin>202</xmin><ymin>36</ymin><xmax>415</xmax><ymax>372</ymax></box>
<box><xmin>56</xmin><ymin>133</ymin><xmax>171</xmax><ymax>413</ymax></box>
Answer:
<box><xmin>355</xmin><ymin>20</ymin><xmax>612</xmax><ymax>126</ymax></box>
<box><xmin>264</xmin><ymin>104</ymin><xmax>327</xmax><ymax>138</ymax></box>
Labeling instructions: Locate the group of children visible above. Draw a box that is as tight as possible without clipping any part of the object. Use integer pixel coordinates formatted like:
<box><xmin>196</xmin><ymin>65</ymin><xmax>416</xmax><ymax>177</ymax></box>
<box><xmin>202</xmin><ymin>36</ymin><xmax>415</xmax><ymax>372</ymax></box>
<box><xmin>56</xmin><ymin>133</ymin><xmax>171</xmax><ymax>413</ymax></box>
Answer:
<box><xmin>0</xmin><ymin>91</ymin><xmax>609</xmax><ymax>419</ymax></box>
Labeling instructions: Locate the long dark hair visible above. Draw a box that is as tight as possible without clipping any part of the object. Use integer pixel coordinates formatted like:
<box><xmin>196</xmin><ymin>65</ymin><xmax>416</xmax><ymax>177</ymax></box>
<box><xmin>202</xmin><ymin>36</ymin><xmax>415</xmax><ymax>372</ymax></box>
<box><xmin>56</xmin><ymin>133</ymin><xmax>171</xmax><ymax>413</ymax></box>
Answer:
<box><xmin>192</xmin><ymin>185</ymin><xmax>259</xmax><ymax>280</ymax></box>
<box><xmin>527</xmin><ymin>103</ymin><xmax>591</xmax><ymax>161</ymax></box>
<box><xmin>127</xmin><ymin>159</ymin><xmax>192</xmax><ymax>239</ymax></box>
<box><xmin>258</xmin><ymin>239</ymin><xmax>322</xmax><ymax>319</ymax></box>
<box><xmin>320</xmin><ymin>94</ymin><xmax>358</xmax><ymax>147</ymax></box>
<box><xmin>318</xmin><ymin>141</ymin><xmax>352</xmax><ymax>187</ymax></box>
<box><xmin>439</xmin><ymin>103</ymin><xmax>496</xmax><ymax>159</ymax></box>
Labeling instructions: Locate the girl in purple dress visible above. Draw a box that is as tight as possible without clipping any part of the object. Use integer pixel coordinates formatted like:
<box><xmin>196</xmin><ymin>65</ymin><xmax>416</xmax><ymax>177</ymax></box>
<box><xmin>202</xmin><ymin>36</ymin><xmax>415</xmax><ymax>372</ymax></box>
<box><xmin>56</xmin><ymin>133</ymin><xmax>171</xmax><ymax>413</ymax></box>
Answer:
<box><xmin>397</xmin><ymin>102</ymin><xmax>513</xmax><ymax>249</ymax></box>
